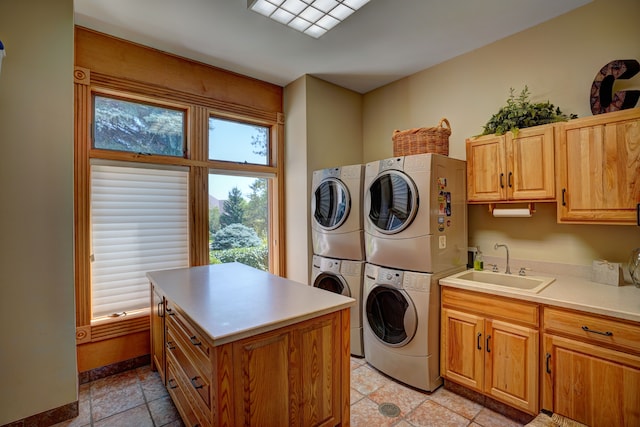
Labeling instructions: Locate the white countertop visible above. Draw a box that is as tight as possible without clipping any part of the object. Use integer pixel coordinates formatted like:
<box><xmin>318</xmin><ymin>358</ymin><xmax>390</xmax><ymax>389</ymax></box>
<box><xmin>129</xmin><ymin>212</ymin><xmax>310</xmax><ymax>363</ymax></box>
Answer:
<box><xmin>440</xmin><ymin>268</ymin><xmax>640</xmax><ymax>323</ymax></box>
<box><xmin>147</xmin><ymin>263</ymin><xmax>355</xmax><ymax>346</ymax></box>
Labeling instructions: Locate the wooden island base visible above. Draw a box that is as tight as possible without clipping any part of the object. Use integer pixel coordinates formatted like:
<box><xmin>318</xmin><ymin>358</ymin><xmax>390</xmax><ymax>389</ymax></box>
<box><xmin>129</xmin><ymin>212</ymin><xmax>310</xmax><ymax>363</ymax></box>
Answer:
<box><xmin>149</xmin><ymin>263</ymin><xmax>354</xmax><ymax>427</ymax></box>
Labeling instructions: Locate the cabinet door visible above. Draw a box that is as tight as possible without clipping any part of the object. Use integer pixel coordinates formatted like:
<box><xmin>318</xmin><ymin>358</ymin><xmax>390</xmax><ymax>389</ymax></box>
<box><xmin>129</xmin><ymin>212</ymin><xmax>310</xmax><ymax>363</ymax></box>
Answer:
<box><xmin>441</xmin><ymin>308</ymin><xmax>484</xmax><ymax>391</ymax></box>
<box><xmin>543</xmin><ymin>334</ymin><xmax>640</xmax><ymax>427</ymax></box>
<box><xmin>507</xmin><ymin>125</ymin><xmax>555</xmax><ymax>200</ymax></box>
<box><xmin>466</xmin><ymin>135</ymin><xmax>507</xmax><ymax>202</ymax></box>
<box><xmin>484</xmin><ymin>319</ymin><xmax>538</xmax><ymax>414</ymax></box>
<box><xmin>557</xmin><ymin>109</ymin><xmax>640</xmax><ymax>224</ymax></box>
<box><xmin>231</xmin><ymin>312</ymin><xmax>342</xmax><ymax>427</ymax></box>
<box><xmin>151</xmin><ymin>285</ymin><xmax>165</xmax><ymax>383</ymax></box>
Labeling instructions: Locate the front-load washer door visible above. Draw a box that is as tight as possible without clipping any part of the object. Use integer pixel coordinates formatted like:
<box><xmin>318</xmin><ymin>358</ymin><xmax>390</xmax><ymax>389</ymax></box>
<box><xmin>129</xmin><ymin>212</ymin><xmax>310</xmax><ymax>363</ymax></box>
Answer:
<box><xmin>365</xmin><ymin>285</ymin><xmax>417</xmax><ymax>347</ymax></box>
<box><xmin>367</xmin><ymin>170</ymin><xmax>418</xmax><ymax>234</ymax></box>
<box><xmin>313</xmin><ymin>272</ymin><xmax>351</xmax><ymax>297</ymax></box>
<box><xmin>313</xmin><ymin>177</ymin><xmax>351</xmax><ymax>231</ymax></box>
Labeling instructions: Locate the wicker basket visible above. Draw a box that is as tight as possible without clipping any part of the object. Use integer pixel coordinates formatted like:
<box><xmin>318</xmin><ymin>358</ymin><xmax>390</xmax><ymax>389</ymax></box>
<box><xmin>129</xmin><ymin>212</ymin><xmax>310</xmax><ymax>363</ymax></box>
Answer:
<box><xmin>392</xmin><ymin>118</ymin><xmax>451</xmax><ymax>156</ymax></box>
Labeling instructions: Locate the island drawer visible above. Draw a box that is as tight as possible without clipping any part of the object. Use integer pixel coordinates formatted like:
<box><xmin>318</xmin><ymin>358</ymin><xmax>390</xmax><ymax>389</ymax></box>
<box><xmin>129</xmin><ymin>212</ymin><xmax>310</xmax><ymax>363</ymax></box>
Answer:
<box><xmin>543</xmin><ymin>307</ymin><xmax>640</xmax><ymax>354</ymax></box>
<box><xmin>442</xmin><ymin>287</ymin><xmax>539</xmax><ymax>327</ymax></box>
<box><xmin>166</xmin><ymin>301</ymin><xmax>213</xmax><ymax>377</ymax></box>
<box><xmin>166</xmin><ymin>359</ymin><xmax>205</xmax><ymax>427</ymax></box>
<box><xmin>167</xmin><ymin>326</ymin><xmax>212</xmax><ymax>417</ymax></box>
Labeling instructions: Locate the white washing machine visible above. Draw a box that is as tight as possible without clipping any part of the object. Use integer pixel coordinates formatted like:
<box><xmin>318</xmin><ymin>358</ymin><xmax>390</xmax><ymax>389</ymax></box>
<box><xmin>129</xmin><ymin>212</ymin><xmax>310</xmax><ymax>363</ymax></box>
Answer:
<box><xmin>363</xmin><ymin>153</ymin><xmax>467</xmax><ymax>274</ymax></box>
<box><xmin>311</xmin><ymin>254</ymin><xmax>364</xmax><ymax>356</ymax></box>
<box><xmin>363</xmin><ymin>263</ymin><xmax>464</xmax><ymax>391</ymax></box>
<box><xmin>311</xmin><ymin>164</ymin><xmax>364</xmax><ymax>261</ymax></box>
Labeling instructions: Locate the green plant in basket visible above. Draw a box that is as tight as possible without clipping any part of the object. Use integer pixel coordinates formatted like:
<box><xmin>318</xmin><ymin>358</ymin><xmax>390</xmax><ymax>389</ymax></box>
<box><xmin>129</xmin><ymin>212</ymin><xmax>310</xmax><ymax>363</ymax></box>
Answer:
<box><xmin>480</xmin><ymin>86</ymin><xmax>577</xmax><ymax>137</ymax></box>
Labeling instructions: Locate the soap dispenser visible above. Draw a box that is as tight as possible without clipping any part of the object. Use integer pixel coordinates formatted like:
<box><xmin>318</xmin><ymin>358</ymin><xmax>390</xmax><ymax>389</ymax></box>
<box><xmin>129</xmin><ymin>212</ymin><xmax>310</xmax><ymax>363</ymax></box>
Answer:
<box><xmin>474</xmin><ymin>247</ymin><xmax>484</xmax><ymax>271</ymax></box>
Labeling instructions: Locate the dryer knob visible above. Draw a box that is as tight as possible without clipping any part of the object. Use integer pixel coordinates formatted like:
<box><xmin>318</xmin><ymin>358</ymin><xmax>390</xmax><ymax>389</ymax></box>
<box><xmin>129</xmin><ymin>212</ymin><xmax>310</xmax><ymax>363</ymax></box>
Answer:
<box><xmin>385</xmin><ymin>273</ymin><xmax>393</xmax><ymax>280</ymax></box>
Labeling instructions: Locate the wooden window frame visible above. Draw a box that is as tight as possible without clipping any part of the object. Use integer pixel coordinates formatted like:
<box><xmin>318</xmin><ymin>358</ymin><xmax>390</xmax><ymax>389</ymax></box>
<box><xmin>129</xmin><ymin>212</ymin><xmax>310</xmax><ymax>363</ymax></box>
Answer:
<box><xmin>74</xmin><ymin>28</ymin><xmax>285</xmax><ymax>371</ymax></box>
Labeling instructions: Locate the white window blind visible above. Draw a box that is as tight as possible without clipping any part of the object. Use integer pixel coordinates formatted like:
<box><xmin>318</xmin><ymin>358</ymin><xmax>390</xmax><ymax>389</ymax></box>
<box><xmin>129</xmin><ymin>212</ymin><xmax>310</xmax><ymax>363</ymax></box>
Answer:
<box><xmin>91</xmin><ymin>163</ymin><xmax>189</xmax><ymax>319</ymax></box>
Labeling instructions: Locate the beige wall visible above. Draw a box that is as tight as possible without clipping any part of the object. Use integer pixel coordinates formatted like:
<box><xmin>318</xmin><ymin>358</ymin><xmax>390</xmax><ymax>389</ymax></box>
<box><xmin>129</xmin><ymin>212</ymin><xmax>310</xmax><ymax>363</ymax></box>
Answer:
<box><xmin>0</xmin><ymin>0</ymin><xmax>77</xmax><ymax>424</ymax></box>
<box><xmin>284</xmin><ymin>76</ymin><xmax>363</xmax><ymax>283</ymax></box>
<box><xmin>363</xmin><ymin>0</ymin><xmax>640</xmax><ymax>266</ymax></box>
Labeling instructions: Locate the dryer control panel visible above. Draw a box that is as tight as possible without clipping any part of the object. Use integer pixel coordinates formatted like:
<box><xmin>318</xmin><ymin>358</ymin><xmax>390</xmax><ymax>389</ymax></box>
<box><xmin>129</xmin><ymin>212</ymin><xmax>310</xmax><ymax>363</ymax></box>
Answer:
<box><xmin>375</xmin><ymin>267</ymin><xmax>403</xmax><ymax>288</ymax></box>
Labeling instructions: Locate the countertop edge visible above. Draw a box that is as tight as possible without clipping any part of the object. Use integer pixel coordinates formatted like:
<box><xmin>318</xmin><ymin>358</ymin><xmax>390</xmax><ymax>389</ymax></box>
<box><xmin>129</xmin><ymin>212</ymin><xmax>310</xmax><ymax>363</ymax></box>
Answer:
<box><xmin>440</xmin><ymin>272</ymin><xmax>640</xmax><ymax>324</ymax></box>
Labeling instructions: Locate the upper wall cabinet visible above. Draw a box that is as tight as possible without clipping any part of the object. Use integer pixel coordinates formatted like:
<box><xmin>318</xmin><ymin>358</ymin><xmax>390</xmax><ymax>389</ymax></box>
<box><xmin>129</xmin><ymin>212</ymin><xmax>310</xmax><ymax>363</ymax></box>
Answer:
<box><xmin>466</xmin><ymin>124</ymin><xmax>555</xmax><ymax>203</ymax></box>
<box><xmin>556</xmin><ymin>108</ymin><xmax>640</xmax><ymax>225</ymax></box>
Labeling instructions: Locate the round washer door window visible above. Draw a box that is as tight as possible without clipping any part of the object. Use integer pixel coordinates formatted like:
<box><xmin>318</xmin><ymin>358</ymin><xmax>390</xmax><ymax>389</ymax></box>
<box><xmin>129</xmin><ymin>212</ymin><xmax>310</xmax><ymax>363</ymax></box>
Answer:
<box><xmin>367</xmin><ymin>170</ymin><xmax>418</xmax><ymax>234</ymax></box>
<box><xmin>313</xmin><ymin>273</ymin><xmax>351</xmax><ymax>297</ymax></box>
<box><xmin>365</xmin><ymin>285</ymin><xmax>417</xmax><ymax>347</ymax></box>
<box><xmin>313</xmin><ymin>178</ymin><xmax>350</xmax><ymax>230</ymax></box>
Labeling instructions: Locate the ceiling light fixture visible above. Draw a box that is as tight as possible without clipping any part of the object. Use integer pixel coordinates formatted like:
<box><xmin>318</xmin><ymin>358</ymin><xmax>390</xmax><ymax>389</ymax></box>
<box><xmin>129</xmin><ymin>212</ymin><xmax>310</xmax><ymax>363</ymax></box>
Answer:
<box><xmin>248</xmin><ymin>0</ymin><xmax>370</xmax><ymax>39</ymax></box>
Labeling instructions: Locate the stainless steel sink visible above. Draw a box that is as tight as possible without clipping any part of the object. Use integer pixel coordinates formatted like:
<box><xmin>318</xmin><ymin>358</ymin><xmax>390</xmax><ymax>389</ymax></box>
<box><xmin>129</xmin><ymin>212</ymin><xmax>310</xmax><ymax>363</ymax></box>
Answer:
<box><xmin>444</xmin><ymin>270</ymin><xmax>555</xmax><ymax>294</ymax></box>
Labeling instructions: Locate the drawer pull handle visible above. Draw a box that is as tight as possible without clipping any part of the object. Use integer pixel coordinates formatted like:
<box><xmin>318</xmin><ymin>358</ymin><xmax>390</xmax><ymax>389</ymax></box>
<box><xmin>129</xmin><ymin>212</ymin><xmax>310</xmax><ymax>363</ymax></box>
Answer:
<box><xmin>166</xmin><ymin>341</ymin><xmax>176</xmax><ymax>351</ymax></box>
<box><xmin>499</xmin><ymin>173</ymin><xmax>505</xmax><ymax>189</ymax></box>
<box><xmin>168</xmin><ymin>378</ymin><xmax>178</xmax><ymax>389</ymax></box>
<box><xmin>189</xmin><ymin>335</ymin><xmax>202</xmax><ymax>346</ymax></box>
<box><xmin>581</xmin><ymin>326</ymin><xmax>613</xmax><ymax>336</ymax></box>
<box><xmin>561</xmin><ymin>188</ymin><xmax>567</xmax><ymax>206</ymax></box>
<box><xmin>166</xmin><ymin>307</ymin><xmax>175</xmax><ymax>316</ymax></box>
<box><xmin>190</xmin><ymin>376</ymin><xmax>204</xmax><ymax>389</ymax></box>
<box><xmin>508</xmin><ymin>171</ymin><xmax>513</xmax><ymax>188</ymax></box>
<box><xmin>545</xmin><ymin>352</ymin><xmax>551</xmax><ymax>374</ymax></box>
<box><xmin>486</xmin><ymin>335</ymin><xmax>491</xmax><ymax>353</ymax></box>
<box><xmin>477</xmin><ymin>332</ymin><xmax>482</xmax><ymax>350</ymax></box>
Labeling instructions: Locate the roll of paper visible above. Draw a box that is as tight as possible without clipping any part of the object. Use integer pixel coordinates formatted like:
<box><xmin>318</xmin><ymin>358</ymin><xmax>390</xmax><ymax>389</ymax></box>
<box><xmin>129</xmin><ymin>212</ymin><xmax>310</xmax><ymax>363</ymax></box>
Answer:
<box><xmin>492</xmin><ymin>208</ymin><xmax>531</xmax><ymax>217</ymax></box>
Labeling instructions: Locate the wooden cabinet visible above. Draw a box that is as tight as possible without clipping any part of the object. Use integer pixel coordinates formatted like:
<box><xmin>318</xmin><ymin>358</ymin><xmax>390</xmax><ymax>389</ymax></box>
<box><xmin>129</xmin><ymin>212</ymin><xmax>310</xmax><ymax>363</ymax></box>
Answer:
<box><xmin>556</xmin><ymin>108</ymin><xmax>640</xmax><ymax>224</ymax></box>
<box><xmin>150</xmin><ymin>284</ymin><xmax>166</xmax><ymax>383</ymax></box>
<box><xmin>542</xmin><ymin>307</ymin><xmax>640</xmax><ymax>427</ymax></box>
<box><xmin>441</xmin><ymin>287</ymin><xmax>539</xmax><ymax>414</ymax></box>
<box><xmin>160</xmin><ymin>297</ymin><xmax>349</xmax><ymax>427</ymax></box>
<box><xmin>466</xmin><ymin>124</ymin><xmax>555</xmax><ymax>202</ymax></box>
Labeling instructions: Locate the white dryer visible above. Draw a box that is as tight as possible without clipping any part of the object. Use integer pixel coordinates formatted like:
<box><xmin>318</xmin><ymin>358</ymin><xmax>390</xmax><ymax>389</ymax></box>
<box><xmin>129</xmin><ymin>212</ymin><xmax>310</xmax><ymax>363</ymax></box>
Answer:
<box><xmin>363</xmin><ymin>263</ymin><xmax>464</xmax><ymax>391</ymax></box>
<box><xmin>311</xmin><ymin>164</ymin><xmax>364</xmax><ymax>261</ymax></box>
<box><xmin>311</xmin><ymin>254</ymin><xmax>364</xmax><ymax>356</ymax></box>
<box><xmin>363</xmin><ymin>153</ymin><xmax>467</xmax><ymax>274</ymax></box>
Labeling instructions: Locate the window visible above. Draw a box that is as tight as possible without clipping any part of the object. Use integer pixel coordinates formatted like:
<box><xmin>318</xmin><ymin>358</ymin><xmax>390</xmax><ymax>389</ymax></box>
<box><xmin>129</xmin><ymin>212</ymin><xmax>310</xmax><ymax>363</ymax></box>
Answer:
<box><xmin>93</xmin><ymin>95</ymin><xmax>186</xmax><ymax>157</ymax></box>
<box><xmin>208</xmin><ymin>116</ymin><xmax>273</xmax><ymax>271</ymax></box>
<box><xmin>74</xmin><ymin>39</ymin><xmax>283</xmax><ymax>363</ymax></box>
<box><xmin>208</xmin><ymin>117</ymin><xmax>268</xmax><ymax>165</ymax></box>
<box><xmin>209</xmin><ymin>174</ymin><xmax>270</xmax><ymax>270</ymax></box>
<box><xmin>90</xmin><ymin>163</ymin><xmax>189</xmax><ymax>318</ymax></box>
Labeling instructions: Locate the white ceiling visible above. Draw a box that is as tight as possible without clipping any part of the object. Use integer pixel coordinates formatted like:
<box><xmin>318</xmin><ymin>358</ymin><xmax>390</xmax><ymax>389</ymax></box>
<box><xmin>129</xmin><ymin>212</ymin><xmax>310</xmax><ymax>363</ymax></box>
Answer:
<box><xmin>74</xmin><ymin>0</ymin><xmax>591</xmax><ymax>94</ymax></box>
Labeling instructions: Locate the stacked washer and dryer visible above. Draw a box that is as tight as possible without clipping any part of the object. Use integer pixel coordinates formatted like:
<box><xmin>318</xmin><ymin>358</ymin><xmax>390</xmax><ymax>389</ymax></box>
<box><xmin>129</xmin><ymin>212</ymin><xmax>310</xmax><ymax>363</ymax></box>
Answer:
<box><xmin>310</xmin><ymin>164</ymin><xmax>366</xmax><ymax>357</ymax></box>
<box><xmin>361</xmin><ymin>153</ymin><xmax>467</xmax><ymax>392</ymax></box>
<box><xmin>310</xmin><ymin>153</ymin><xmax>467</xmax><ymax>391</ymax></box>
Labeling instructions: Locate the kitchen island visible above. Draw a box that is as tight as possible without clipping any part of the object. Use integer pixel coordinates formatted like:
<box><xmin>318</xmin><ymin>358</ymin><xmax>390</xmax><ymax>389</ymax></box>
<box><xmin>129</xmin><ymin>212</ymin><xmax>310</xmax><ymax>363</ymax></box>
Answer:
<box><xmin>148</xmin><ymin>263</ymin><xmax>355</xmax><ymax>427</ymax></box>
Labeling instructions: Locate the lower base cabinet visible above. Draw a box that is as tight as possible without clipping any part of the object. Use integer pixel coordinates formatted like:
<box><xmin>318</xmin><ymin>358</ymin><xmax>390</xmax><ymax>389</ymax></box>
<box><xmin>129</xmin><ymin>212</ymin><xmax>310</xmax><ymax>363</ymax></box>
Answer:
<box><xmin>441</xmin><ymin>287</ymin><xmax>539</xmax><ymax>415</ymax></box>
<box><xmin>542</xmin><ymin>307</ymin><xmax>640</xmax><ymax>427</ymax></box>
<box><xmin>158</xmin><ymin>298</ymin><xmax>350</xmax><ymax>427</ymax></box>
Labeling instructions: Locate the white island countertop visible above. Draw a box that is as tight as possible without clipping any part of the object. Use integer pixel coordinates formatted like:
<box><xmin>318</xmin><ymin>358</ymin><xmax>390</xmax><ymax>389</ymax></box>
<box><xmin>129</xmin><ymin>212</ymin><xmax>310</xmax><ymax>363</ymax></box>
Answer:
<box><xmin>440</xmin><ymin>269</ymin><xmax>640</xmax><ymax>323</ymax></box>
<box><xmin>147</xmin><ymin>262</ymin><xmax>355</xmax><ymax>346</ymax></box>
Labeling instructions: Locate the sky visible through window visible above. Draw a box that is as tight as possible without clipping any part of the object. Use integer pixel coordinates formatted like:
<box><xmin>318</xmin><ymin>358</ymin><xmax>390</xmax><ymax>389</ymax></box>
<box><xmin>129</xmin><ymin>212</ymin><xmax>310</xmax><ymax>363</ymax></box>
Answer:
<box><xmin>208</xmin><ymin>118</ymin><xmax>267</xmax><ymax>201</ymax></box>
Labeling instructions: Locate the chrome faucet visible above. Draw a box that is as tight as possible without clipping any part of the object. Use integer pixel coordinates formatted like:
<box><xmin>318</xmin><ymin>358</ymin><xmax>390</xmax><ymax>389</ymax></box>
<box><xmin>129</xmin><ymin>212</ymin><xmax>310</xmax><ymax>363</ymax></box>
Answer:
<box><xmin>494</xmin><ymin>243</ymin><xmax>511</xmax><ymax>274</ymax></box>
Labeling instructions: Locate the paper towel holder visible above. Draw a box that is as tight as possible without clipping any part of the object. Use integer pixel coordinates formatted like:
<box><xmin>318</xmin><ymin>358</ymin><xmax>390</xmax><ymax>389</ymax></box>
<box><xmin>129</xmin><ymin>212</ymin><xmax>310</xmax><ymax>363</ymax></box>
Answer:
<box><xmin>488</xmin><ymin>202</ymin><xmax>536</xmax><ymax>217</ymax></box>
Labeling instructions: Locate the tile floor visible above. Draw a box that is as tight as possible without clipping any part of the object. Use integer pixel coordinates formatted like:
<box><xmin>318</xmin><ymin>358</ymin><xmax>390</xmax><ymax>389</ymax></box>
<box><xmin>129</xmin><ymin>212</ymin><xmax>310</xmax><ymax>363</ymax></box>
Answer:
<box><xmin>52</xmin><ymin>357</ymin><xmax>525</xmax><ymax>427</ymax></box>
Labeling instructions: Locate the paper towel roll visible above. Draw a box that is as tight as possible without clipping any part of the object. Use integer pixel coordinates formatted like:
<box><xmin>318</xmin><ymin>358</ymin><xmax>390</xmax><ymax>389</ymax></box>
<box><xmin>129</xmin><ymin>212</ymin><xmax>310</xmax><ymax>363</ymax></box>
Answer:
<box><xmin>492</xmin><ymin>208</ymin><xmax>531</xmax><ymax>217</ymax></box>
